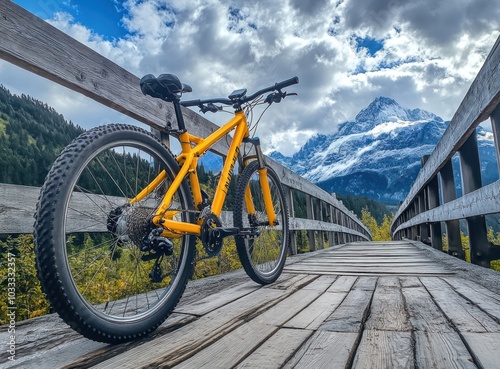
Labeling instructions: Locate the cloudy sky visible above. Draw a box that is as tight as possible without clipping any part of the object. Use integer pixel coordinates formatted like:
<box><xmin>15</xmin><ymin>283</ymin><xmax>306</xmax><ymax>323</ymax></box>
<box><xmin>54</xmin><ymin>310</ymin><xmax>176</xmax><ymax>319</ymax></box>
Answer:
<box><xmin>2</xmin><ymin>0</ymin><xmax>499</xmax><ymax>155</ymax></box>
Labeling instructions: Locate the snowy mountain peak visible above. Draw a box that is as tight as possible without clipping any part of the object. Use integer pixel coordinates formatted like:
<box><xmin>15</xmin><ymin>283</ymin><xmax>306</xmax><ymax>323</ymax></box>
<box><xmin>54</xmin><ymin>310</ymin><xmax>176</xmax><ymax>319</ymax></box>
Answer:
<box><xmin>269</xmin><ymin>96</ymin><xmax>496</xmax><ymax>202</ymax></box>
<box><xmin>355</xmin><ymin>96</ymin><xmax>408</xmax><ymax>124</ymax></box>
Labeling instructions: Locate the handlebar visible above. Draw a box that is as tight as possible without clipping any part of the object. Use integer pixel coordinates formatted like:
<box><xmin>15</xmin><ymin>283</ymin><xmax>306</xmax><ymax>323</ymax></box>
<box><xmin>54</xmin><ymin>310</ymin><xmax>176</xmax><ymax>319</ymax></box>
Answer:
<box><xmin>180</xmin><ymin>76</ymin><xmax>299</xmax><ymax>109</ymax></box>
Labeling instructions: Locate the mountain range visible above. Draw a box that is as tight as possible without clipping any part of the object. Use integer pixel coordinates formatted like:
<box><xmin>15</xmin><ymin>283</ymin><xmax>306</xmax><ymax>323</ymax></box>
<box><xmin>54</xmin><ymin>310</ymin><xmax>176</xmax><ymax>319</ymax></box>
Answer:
<box><xmin>268</xmin><ymin>96</ymin><xmax>497</xmax><ymax>203</ymax></box>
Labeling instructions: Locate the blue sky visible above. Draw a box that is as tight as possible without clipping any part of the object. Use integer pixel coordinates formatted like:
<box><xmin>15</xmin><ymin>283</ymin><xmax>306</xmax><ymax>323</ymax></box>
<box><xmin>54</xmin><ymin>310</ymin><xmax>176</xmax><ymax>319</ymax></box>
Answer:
<box><xmin>14</xmin><ymin>0</ymin><xmax>127</xmax><ymax>39</ymax></box>
<box><xmin>3</xmin><ymin>0</ymin><xmax>500</xmax><ymax>155</ymax></box>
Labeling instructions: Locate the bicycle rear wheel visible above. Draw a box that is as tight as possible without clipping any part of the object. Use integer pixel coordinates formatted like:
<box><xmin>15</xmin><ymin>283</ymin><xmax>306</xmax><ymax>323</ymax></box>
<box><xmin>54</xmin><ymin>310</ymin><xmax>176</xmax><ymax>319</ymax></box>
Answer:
<box><xmin>233</xmin><ymin>160</ymin><xmax>289</xmax><ymax>284</ymax></box>
<box><xmin>34</xmin><ymin>124</ymin><xmax>195</xmax><ymax>343</ymax></box>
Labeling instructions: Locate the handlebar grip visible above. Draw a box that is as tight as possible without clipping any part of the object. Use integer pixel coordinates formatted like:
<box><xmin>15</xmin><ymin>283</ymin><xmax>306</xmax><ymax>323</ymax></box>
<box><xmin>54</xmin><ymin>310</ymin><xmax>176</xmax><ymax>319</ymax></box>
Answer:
<box><xmin>275</xmin><ymin>76</ymin><xmax>299</xmax><ymax>90</ymax></box>
<box><xmin>180</xmin><ymin>99</ymin><xmax>201</xmax><ymax>107</ymax></box>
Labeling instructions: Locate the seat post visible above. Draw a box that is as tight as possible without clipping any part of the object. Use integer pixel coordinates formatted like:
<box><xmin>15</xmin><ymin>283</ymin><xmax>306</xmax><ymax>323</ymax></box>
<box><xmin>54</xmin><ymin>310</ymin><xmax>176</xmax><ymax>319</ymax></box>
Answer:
<box><xmin>173</xmin><ymin>100</ymin><xmax>187</xmax><ymax>133</ymax></box>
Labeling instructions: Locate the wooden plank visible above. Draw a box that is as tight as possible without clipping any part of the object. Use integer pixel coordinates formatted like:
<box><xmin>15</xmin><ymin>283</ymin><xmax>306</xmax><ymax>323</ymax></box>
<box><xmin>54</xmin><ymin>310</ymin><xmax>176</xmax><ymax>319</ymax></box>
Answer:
<box><xmin>461</xmin><ymin>332</ymin><xmax>500</xmax><ymax>369</ymax></box>
<box><xmin>354</xmin><ymin>277</ymin><xmax>378</xmax><ymax>290</ymax></box>
<box><xmin>364</xmin><ymin>285</ymin><xmax>411</xmax><ymax>331</ymax></box>
<box><xmin>254</xmin><ymin>278</ymin><xmax>334</xmax><ymax>326</ymax></box>
<box><xmin>445</xmin><ymin>277</ymin><xmax>500</xmax><ymax>303</ymax></box>
<box><xmin>377</xmin><ymin>276</ymin><xmax>401</xmax><ymax>288</ymax></box>
<box><xmin>289</xmin><ymin>217</ymin><xmax>369</xmax><ymax>239</ymax></box>
<box><xmin>0</xmin><ymin>183</ymin><xmax>40</xmax><ymax>233</ymax></box>
<box><xmin>285</xmin><ymin>265</ymin><xmax>453</xmax><ymax>276</ymax></box>
<box><xmin>6</xmin><ymin>312</ymin><xmax>195</xmax><ymax>369</ymax></box>
<box><xmin>174</xmin><ymin>280</ymin><xmax>333</xmax><ymax>369</ymax></box>
<box><xmin>301</xmin><ymin>275</ymin><xmax>336</xmax><ymax>291</ymax></box>
<box><xmin>320</xmin><ymin>283</ymin><xmax>375</xmax><ymax>333</ymax></box>
<box><xmin>421</xmin><ymin>277</ymin><xmax>500</xmax><ymax>333</ymax></box>
<box><xmin>266</xmin><ymin>273</ymin><xmax>318</xmax><ymax>291</ymax></box>
<box><xmin>284</xmin><ymin>292</ymin><xmax>347</xmax><ymax>330</ymax></box>
<box><xmin>172</xmin><ymin>321</ymin><xmax>278</xmax><ymax>369</ymax></box>
<box><xmin>0</xmin><ymin>182</ymin><xmax>366</xmax><ymax>236</ymax></box>
<box><xmin>351</xmin><ymin>331</ymin><xmax>414</xmax><ymax>369</ymax></box>
<box><xmin>92</xmin><ymin>287</ymin><xmax>289</xmax><ymax>369</ymax></box>
<box><xmin>402</xmin><ymin>286</ymin><xmax>454</xmax><ymax>333</ymax></box>
<box><xmin>414</xmin><ymin>332</ymin><xmax>477</xmax><ymax>369</ymax></box>
<box><xmin>327</xmin><ymin>275</ymin><xmax>358</xmax><ymax>292</ymax></box>
<box><xmin>444</xmin><ymin>277</ymin><xmax>500</xmax><ymax>320</ymax></box>
<box><xmin>400</xmin><ymin>276</ymin><xmax>424</xmax><ymax>288</ymax></box>
<box><xmin>175</xmin><ymin>280</ymin><xmax>259</xmax><ymax>316</ymax></box>
<box><xmin>236</xmin><ymin>328</ymin><xmax>313</xmax><ymax>369</ymax></box>
<box><xmin>282</xmin><ymin>331</ymin><xmax>359</xmax><ymax>369</ymax></box>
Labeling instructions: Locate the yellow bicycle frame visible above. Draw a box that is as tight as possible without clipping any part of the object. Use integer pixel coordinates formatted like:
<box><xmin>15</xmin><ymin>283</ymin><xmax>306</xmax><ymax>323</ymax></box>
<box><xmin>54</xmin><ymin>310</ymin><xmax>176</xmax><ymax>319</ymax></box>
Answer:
<box><xmin>128</xmin><ymin>110</ymin><xmax>277</xmax><ymax>237</ymax></box>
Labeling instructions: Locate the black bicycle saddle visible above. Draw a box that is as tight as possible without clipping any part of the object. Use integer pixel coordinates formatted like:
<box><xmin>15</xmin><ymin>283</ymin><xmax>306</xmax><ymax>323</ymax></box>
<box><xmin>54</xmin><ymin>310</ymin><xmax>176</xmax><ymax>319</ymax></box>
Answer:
<box><xmin>140</xmin><ymin>73</ymin><xmax>192</xmax><ymax>102</ymax></box>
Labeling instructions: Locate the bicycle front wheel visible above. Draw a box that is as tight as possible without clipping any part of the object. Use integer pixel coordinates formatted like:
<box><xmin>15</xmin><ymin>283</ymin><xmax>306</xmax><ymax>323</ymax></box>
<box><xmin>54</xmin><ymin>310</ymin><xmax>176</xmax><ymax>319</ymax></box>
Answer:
<box><xmin>34</xmin><ymin>124</ymin><xmax>195</xmax><ymax>343</ymax></box>
<box><xmin>234</xmin><ymin>160</ymin><xmax>289</xmax><ymax>284</ymax></box>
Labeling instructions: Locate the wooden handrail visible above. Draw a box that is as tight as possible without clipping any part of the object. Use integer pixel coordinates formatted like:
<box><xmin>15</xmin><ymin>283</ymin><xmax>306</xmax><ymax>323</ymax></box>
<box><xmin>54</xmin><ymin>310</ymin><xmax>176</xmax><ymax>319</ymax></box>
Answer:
<box><xmin>0</xmin><ymin>2</ymin><xmax>371</xmax><ymax>246</ymax></box>
<box><xmin>391</xmin><ymin>35</ymin><xmax>500</xmax><ymax>266</ymax></box>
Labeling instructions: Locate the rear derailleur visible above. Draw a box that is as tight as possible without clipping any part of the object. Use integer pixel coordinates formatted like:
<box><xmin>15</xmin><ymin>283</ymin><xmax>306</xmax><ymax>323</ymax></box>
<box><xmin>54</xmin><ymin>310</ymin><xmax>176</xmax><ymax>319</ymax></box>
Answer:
<box><xmin>106</xmin><ymin>205</ymin><xmax>174</xmax><ymax>283</ymax></box>
<box><xmin>140</xmin><ymin>227</ymin><xmax>174</xmax><ymax>283</ymax></box>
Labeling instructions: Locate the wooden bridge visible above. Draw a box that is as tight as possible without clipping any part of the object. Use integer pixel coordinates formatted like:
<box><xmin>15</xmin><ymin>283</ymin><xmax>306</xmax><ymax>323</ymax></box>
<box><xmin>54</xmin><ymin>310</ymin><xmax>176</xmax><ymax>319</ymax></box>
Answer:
<box><xmin>1</xmin><ymin>2</ymin><xmax>500</xmax><ymax>368</ymax></box>
<box><xmin>3</xmin><ymin>240</ymin><xmax>500</xmax><ymax>368</ymax></box>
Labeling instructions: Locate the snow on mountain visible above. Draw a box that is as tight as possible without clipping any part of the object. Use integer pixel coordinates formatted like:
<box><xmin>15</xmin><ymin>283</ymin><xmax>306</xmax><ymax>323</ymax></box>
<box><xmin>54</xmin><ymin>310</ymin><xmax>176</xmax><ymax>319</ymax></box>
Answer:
<box><xmin>270</xmin><ymin>97</ymin><xmax>496</xmax><ymax>202</ymax></box>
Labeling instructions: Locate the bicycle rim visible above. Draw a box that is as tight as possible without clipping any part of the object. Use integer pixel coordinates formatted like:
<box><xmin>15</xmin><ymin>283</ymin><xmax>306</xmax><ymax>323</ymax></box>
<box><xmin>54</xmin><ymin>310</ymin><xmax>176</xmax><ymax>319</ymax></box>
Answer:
<box><xmin>235</xmin><ymin>161</ymin><xmax>288</xmax><ymax>283</ymax></box>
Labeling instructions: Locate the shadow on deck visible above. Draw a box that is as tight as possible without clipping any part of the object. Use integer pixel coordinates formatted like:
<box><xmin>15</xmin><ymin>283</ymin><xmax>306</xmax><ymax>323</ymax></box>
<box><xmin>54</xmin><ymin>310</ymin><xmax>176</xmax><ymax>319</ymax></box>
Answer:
<box><xmin>3</xmin><ymin>240</ymin><xmax>500</xmax><ymax>369</ymax></box>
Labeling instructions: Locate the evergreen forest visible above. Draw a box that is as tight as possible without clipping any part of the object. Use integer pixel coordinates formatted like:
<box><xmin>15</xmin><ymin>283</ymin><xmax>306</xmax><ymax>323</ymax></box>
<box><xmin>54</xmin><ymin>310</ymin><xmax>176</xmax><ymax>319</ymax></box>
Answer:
<box><xmin>0</xmin><ymin>86</ymin><xmax>85</xmax><ymax>186</ymax></box>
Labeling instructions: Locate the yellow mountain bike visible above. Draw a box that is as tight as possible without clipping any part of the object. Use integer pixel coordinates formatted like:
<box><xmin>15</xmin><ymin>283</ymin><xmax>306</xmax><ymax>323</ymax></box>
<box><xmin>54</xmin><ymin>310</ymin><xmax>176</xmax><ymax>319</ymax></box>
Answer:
<box><xmin>34</xmin><ymin>74</ymin><xmax>299</xmax><ymax>343</ymax></box>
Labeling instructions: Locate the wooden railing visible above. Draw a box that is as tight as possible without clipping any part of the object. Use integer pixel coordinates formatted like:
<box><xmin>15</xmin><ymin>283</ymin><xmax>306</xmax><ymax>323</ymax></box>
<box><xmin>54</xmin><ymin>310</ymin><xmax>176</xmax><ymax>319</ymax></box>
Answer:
<box><xmin>391</xmin><ymin>35</ymin><xmax>500</xmax><ymax>267</ymax></box>
<box><xmin>0</xmin><ymin>1</ymin><xmax>371</xmax><ymax>251</ymax></box>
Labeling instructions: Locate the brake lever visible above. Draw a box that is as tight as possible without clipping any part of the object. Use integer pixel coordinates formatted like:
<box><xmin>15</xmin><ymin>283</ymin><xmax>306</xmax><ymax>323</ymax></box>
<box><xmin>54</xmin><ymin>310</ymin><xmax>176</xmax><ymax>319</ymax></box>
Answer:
<box><xmin>265</xmin><ymin>91</ymin><xmax>297</xmax><ymax>105</ymax></box>
<box><xmin>199</xmin><ymin>103</ymin><xmax>223</xmax><ymax>114</ymax></box>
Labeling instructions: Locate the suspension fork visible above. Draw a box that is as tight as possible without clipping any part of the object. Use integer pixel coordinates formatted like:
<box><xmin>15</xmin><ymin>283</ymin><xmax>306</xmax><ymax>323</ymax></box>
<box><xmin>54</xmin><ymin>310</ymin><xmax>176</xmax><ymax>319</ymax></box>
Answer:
<box><xmin>242</xmin><ymin>137</ymin><xmax>277</xmax><ymax>226</ymax></box>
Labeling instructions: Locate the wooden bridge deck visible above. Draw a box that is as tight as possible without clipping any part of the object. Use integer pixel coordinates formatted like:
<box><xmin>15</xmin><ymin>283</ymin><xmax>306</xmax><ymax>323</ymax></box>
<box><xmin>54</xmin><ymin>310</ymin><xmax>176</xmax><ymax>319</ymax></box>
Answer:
<box><xmin>4</xmin><ymin>240</ymin><xmax>500</xmax><ymax>369</ymax></box>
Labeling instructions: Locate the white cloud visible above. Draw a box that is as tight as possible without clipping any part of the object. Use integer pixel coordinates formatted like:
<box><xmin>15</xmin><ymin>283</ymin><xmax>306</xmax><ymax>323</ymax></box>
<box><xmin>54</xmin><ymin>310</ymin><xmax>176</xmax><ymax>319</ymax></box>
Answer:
<box><xmin>1</xmin><ymin>0</ymin><xmax>499</xmax><ymax>155</ymax></box>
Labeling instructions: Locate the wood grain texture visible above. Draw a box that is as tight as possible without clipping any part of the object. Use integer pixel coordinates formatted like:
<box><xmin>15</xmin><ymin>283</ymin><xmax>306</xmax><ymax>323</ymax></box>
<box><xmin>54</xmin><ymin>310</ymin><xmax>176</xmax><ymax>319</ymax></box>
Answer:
<box><xmin>421</xmin><ymin>277</ymin><xmax>500</xmax><ymax>333</ymax></box>
<box><xmin>402</xmin><ymin>286</ymin><xmax>455</xmax><ymax>333</ymax></box>
<box><xmin>284</xmin><ymin>292</ymin><xmax>347</xmax><ymax>330</ymax></box>
<box><xmin>283</xmin><ymin>331</ymin><xmax>359</xmax><ymax>369</ymax></box>
<box><xmin>236</xmin><ymin>328</ymin><xmax>313</xmax><ymax>369</ymax></box>
<box><xmin>93</xmin><ymin>287</ymin><xmax>289</xmax><ymax>369</ymax></box>
<box><xmin>6</xmin><ymin>240</ymin><xmax>500</xmax><ymax>368</ymax></box>
<box><xmin>351</xmin><ymin>331</ymin><xmax>414</xmax><ymax>369</ymax></box>
<box><xmin>461</xmin><ymin>332</ymin><xmax>500</xmax><ymax>369</ymax></box>
<box><xmin>414</xmin><ymin>332</ymin><xmax>477</xmax><ymax>369</ymax></box>
<box><xmin>364</xmin><ymin>285</ymin><xmax>411</xmax><ymax>331</ymax></box>
<box><xmin>319</xmin><ymin>286</ymin><xmax>374</xmax><ymax>333</ymax></box>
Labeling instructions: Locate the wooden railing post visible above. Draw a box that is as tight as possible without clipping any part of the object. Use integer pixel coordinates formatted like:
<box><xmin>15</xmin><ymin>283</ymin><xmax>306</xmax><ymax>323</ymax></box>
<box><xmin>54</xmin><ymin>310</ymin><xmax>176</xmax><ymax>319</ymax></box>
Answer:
<box><xmin>440</xmin><ymin>160</ymin><xmax>464</xmax><ymax>259</ymax></box>
<box><xmin>328</xmin><ymin>205</ymin><xmax>335</xmax><ymax>247</ymax></box>
<box><xmin>490</xmin><ymin>105</ymin><xmax>500</xmax><ymax>175</ymax></box>
<box><xmin>427</xmin><ymin>175</ymin><xmax>442</xmax><ymax>250</ymax></box>
<box><xmin>318</xmin><ymin>201</ymin><xmax>324</xmax><ymax>249</ymax></box>
<box><xmin>418</xmin><ymin>191</ymin><xmax>429</xmax><ymax>242</ymax></box>
<box><xmin>284</xmin><ymin>186</ymin><xmax>297</xmax><ymax>255</ymax></box>
<box><xmin>459</xmin><ymin>131</ymin><xmax>490</xmax><ymax>266</ymax></box>
<box><xmin>306</xmin><ymin>194</ymin><xmax>316</xmax><ymax>251</ymax></box>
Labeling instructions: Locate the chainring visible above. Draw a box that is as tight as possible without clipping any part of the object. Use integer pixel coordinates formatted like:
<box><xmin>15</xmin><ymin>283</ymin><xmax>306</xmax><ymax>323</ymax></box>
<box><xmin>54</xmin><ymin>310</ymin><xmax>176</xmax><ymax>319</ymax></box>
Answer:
<box><xmin>201</xmin><ymin>214</ymin><xmax>223</xmax><ymax>257</ymax></box>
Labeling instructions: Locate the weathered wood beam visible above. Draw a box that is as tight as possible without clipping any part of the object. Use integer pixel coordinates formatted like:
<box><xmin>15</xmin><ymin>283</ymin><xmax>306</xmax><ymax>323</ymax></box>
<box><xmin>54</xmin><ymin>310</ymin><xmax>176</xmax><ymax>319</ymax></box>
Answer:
<box><xmin>0</xmin><ymin>183</ymin><xmax>370</xmax><ymax>240</ymax></box>
<box><xmin>394</xmin><ymin>35</ymin><xmax>500</xmax><ymax>223</ymax></box>
<box><xmin>393</xmin><ymin>179</ymin><xmax>500</xmax><ymax>235</ymax></box>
